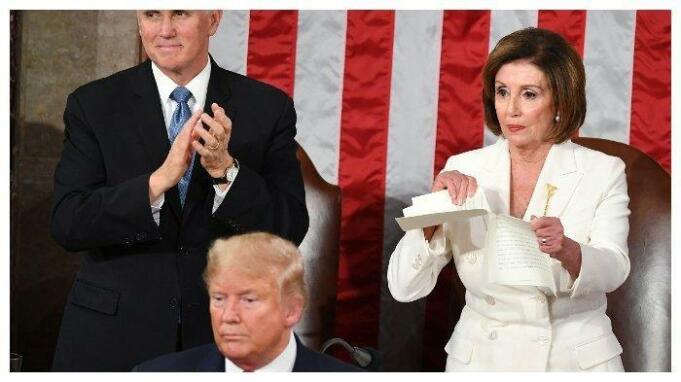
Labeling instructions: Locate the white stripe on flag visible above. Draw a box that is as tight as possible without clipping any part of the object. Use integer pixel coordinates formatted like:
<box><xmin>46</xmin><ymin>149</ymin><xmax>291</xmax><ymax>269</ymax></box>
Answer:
<box><xmin>209</xmin><ymin>10</ymin><xmax>249</xmax><ymax>75</ymax></box>
<box><xmin>384</xmin><ymin>11</ymin><xmax>443</xmax><ymax>215</ymax></box>
<box><xmin>293</xmin><ymin>10</ymin><xmax>347</xmax><ymax>185</ymax></box>
<box><xmin>488</xmin><ymin>10</ymin><xmax>538</xmax><ymax>50</ymax></box>
<box><xmin>581</xmin><ymin>10</ymin><xmax>636</xmax><ymax>144</ymax></box>
<box><xmin>484</xmin><ymin>10</ymin><xmax>538</xmax><ymax>147</ymax></box>
<box><xmin>379</xmin><ymin>10</ymin><xmax>444</xmax><ymax>370</ymax></box>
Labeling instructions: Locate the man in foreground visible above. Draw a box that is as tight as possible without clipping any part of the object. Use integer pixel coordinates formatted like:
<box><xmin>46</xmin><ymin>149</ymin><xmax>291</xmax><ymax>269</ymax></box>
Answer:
<box><xmin>134</xmin><ymin>233</ymin><xmax>360</xmax><ymax>372</ymax></box>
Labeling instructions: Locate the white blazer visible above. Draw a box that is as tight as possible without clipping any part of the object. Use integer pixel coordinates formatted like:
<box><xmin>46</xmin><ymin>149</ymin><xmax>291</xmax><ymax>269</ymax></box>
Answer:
<box><xmin>387</xmin><ymin>138</ymin><xmax>630</xmax><ymax>371</ymax></box>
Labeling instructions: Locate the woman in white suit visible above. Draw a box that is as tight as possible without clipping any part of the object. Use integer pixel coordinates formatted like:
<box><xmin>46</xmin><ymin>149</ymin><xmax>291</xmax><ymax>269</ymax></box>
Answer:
<box><xmin>387</xmin><ymin>28</ymin><xmax>630</xmax><ymax>371</ymax></box>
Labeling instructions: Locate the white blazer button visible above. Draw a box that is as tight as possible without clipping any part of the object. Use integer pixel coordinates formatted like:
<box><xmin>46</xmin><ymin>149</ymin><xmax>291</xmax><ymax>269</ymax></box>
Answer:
<box><xmin>411</xmin><ymin>254</ymin><xmax>421</xmax><ymax>269</ymax></box>
<box><xmin>485</xmin><ymin>295</ymin><xmax>496</xmax><ymax>305</ymax></box>
<box><xmin>467</xmin><ymin>253</ymin><xmax>477</xmax><ymax>264</ymax></box>
<box><xmin>488</xmin><ymin>330</ymin><xmax>498</xmax><ymax>340</ymax></box>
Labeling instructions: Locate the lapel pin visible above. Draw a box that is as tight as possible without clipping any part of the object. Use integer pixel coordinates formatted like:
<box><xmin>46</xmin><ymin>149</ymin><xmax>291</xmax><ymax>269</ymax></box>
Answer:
<box><xmin>543</xmin><ymin>183</ymin><xmax>558</xmax><ymax>216</ymax></box>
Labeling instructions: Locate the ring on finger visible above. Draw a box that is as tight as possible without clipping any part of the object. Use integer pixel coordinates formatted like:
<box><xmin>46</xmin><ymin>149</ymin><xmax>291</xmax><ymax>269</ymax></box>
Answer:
<box><xmin>206</xmin><ymin>141</ymin><xmax>220</xmax><ymax>150</ymax></box>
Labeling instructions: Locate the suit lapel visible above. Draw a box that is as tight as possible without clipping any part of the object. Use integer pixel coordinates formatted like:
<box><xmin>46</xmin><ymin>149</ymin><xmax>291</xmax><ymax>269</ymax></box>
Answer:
<box><xmin>523</xmin><ymin>140</ymin><xmax>583</xmax><ymax>220</ymax></box>
<box><xmin>291</xmin><ymin>334</ymin><xmax>308</xmax><ymax>372</ymax></box>
<box><xmin>182</xmin><ymin>58</ymin><xmax>234</xmax><ymax>222</ymax></box>
<box><xmin>203</xmin><ymin>57</ymin><xmax>233</xmax><ymax>113</ymax></box>
<box><xmin>482</xmin><ymin>138</ymin><xmax>583</xmax><ymax>220</ymax></box>
<box><xmin>129</xmin><ymin>60</ymin><xmax>182</xmax><ymax>222</ymax></box>
<box><xmin>482</xmin><ymin>138</ymin><xmax>511</xmax><ymax>216</ymax></box>
<box><xmin>195</xmin><ymin>344</ymin><xmax>226</xmax><ymax>372</ymax></box>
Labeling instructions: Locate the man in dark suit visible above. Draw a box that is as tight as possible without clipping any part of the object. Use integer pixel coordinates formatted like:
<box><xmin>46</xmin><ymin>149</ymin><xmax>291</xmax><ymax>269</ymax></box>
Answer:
<box><xmin>134</xmin><ymin>233</ymin><xmax>360</xmax><ymax>372</ymax></box>
<box><xmin>50</xmin><ymin>10</ymin><xmax>308</xmax><ymax>371</ymax></box>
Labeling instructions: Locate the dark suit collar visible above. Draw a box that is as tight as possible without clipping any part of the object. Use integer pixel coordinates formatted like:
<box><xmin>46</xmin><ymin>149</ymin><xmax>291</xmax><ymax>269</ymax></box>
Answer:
<box><xmin>204</xmin><ymin>55</ymin><xmax>232</xmax><ymax>109</ymax></box>
<box><xmin>130</xmin><ymin>59</ymin><xmax>157</xmax><ymax>99</ymax></box>
<box><xmin>195</xmin><ymin>343</ymin><xmax>226</xmax><ymax>372</ymax></box>
<box><xmin>197</xmin><ymin>335</ymin><xmax>299</xmax><ymax>372</ymax></box>
<box><xmin>292</xmin><ymin>333</ymin><xmax>314</xmax><ymax>372</ymax></box>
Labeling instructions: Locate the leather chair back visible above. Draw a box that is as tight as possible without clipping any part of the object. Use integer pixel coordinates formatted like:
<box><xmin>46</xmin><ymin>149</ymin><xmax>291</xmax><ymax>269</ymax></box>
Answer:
<box><xmin>573</xmin><ymin>137</ymin><xmax>671</xmax><ymax>371</ymax></box>
<box><xmin>293</xmin><ymin>147</ymin><xmax>341</xmax><ymax>351</ymax></box>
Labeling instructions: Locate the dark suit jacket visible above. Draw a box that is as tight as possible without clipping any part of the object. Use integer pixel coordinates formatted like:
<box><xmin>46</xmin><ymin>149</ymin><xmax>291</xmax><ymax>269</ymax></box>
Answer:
<box><xmin>133</xmin><ymin>335</ymin><xmax>362</xmax><ymax>372</ymax></box>
<box><xmin>50</xmin><ymin>58</ymin><xmax>309</xmax><ymax>371</ymax></box>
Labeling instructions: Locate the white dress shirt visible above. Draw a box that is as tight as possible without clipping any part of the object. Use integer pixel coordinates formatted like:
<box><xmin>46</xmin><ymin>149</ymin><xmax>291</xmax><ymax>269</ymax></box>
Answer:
<box><xmin>224</xmin><ymin>332</ymin><xmax>297</xmax><ymax>372</ymax></box>
<box><xmin>149</xmin><ymin>58</ymin><xmax>236</xmax><ymax>225</ymax></box>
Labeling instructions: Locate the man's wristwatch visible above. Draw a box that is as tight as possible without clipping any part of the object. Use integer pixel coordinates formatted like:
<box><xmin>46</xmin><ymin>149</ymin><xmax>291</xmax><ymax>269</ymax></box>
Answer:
<box><xmin>212</xmin><ymin>158</ymin><xmax>239</xmax><ymax>185</ymax></box>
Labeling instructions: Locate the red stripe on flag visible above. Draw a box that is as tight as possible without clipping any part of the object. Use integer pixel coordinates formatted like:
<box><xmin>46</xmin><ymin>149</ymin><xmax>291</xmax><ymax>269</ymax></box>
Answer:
<box><xmin>538</xmin><ymin>10</ymin><xmax>586</xmax><ymax>137</ymax></box>
<box><xmin>629</xmin><ymin>10</ymin><xmax>671</xmax><ymax>172</ymax></box>
<box><xmin>425</xmin><ymin>10</ymin><xmax>490</xmax><ymax>371</ymax></box>
<box><xmin>335</xmin><ymin>10</ymin><xmax>395</xmax><ymax>348</ymax></box>
<box><xmin>247</xmin><ymin>10</ymin><xmax>298</xmax><ymax>97</ymax></box>
<box><xmin>537</xmin><ymin>10</ymin><xmax>587</xmax><ymax>56</ymax></box>
<box><xmin>433</xmin><ymin>11</ymin><xmax>490</xmax><ymax>174</ymax></box>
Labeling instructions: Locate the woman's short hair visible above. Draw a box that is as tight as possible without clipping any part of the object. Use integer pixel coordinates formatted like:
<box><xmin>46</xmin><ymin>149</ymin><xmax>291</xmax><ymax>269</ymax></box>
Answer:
<box><xmin>203</xmin><ymin>232</ymin><xmax>307</xmax><ymax>306</ymax></box>
<box><xmin>482</xmin><ymin>27</ymin><xmax>586</xmax><ymax>143</ymax></box>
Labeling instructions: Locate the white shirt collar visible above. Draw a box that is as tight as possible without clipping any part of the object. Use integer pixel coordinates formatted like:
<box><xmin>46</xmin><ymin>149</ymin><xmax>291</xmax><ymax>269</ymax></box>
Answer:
<box><xmin>150</xmin><ymin>57</ymin><xmax>211</xmax><ymax>127</ymax></box>
<box><xmin>224</xmin><ymin>331</ymin><xmax>297</xmax><ymax>372</ymax></box>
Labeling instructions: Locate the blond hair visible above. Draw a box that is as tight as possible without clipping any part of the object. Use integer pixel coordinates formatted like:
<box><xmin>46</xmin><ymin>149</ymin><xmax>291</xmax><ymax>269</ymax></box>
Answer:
<box><xmin>203</xmin><ymin>232</ymin><xmax>307</xmax><ymax>306</ymax></box>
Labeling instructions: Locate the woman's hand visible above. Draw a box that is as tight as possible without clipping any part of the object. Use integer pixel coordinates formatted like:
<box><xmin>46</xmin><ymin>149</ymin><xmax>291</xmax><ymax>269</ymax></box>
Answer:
<box><xmin>433</xmin><ymin>170</ymin><xmax>478</xmax><ymax>205</ymax></box>
<box><xmin>423</xmin><ymin>170</ymin><xmax>478</xmax><ymax>241</ymax></box>
<box><xmin>530</xmin><ymin>216</ymin><xmax>582</xmax><ymax>279</ymax></box>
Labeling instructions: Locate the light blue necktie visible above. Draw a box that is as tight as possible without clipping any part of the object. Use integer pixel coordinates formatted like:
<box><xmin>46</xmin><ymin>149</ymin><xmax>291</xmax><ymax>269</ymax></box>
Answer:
<box><xmin>168</xmin><ymin>86</ymin><xmax>195</xmax><ymax>206</ymax></box>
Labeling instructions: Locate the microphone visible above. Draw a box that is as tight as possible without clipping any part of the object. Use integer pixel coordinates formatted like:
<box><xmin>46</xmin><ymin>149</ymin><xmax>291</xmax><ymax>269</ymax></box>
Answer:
<box><xmin>320</xmin><ymin>338</ymin><xmax>382</xmax><ymax>371</ymax></box>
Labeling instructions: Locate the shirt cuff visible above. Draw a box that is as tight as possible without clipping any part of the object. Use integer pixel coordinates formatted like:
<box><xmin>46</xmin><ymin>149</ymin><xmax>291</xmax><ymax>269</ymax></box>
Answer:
<box><xmin>212</xmin><ymin>182</ymin><xmax>232</xmax><ymax>213</ymax></box>
<box><xmin>151</xmin><ymin>193</ymin><xmax>165</xmax><ymax>209</ymax></box>
<box><xmin>212</xmin><ymin>163</ymin><xmax>239</xmax><ymax>213</ymax></box>
<box><xmin>150</xmin><ymin>193</ymin><xmax>164</xmax><ymax>226</ymax></box>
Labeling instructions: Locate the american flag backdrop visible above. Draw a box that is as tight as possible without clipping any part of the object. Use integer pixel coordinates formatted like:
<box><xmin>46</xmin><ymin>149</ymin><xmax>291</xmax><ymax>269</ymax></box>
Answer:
<box><xmin>209</xmin><ymin>10</ymin><xmax>671</xmax><ymax>370</ymax></box>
